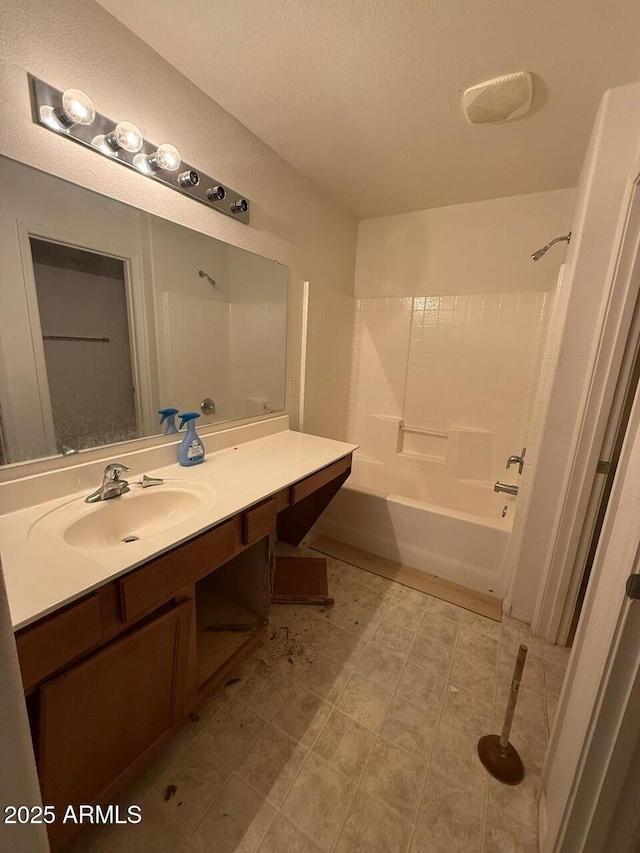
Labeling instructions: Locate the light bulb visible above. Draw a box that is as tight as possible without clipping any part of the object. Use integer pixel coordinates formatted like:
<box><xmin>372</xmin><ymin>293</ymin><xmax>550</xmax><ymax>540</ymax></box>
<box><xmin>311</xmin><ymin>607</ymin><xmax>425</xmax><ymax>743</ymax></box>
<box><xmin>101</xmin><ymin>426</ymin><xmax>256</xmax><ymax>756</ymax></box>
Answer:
<box><xmin>39</xmin><ymin>105</ymin><xmax>64</xmax><ymax>130</ymax></box>
<box><xmin>58</xmin><ymin>88</ymin><xmax>96</xmax><ymax>127</ymax></box>
<box><xmin>104</xmin><ymin>121</ymin><xmax>143</xmax><ymax>153</ymax></box>
<box><xmin>91</xmin><ymin>134</ymin><xmax>112</xmax><ymax>154</ymax></box>
<box><xmin>138</xmin><ymin>143</ymin><xmax>181</xmax><ymax>173</ymax></box>
<box><xmin>154</xmin><ymin>143</ymin><xmax>181</xmax><ymax>171</ymax></box>
<box><xmin>133</xmin><ymin>152</ymin><xmax>152</xmax><ymax>173</ymax></box>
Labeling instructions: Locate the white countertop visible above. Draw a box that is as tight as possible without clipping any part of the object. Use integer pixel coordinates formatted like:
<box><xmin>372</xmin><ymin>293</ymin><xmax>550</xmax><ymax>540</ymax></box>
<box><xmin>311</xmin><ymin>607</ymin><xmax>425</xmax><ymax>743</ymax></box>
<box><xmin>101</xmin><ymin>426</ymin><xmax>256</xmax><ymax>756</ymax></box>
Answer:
<box><xmin>0</xmin><ymin>430</ymin><xmax>356</xmax><ymax>631</ymax></box>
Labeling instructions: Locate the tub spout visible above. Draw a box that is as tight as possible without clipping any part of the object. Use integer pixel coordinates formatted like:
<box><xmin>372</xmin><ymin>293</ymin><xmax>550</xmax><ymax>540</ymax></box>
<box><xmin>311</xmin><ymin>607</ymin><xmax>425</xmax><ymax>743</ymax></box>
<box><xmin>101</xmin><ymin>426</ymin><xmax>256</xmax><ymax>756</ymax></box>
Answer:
<box><xmin>494</xmin><ymin>481</ymin><xmax>519</xmax><ymax>496</ymax></box>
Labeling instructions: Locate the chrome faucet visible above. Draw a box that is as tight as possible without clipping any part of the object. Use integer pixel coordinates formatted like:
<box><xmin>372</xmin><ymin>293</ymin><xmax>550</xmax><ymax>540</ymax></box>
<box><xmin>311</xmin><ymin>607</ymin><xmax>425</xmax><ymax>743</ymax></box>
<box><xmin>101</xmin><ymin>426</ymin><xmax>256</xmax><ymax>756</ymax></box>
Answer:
<box><xmin>494</xmin><ymin>481</ymin><xmax>519</xmax><ymax>496</ymax></box>
<box><xmin>506</xmin><ymin>447</ymin><xmax>526</xmax><ymax>475</ymax></box>
<box><xmin>85</xmin><ymin>462</ymin><xmax>131</xmax><ymax>504</ymax></box>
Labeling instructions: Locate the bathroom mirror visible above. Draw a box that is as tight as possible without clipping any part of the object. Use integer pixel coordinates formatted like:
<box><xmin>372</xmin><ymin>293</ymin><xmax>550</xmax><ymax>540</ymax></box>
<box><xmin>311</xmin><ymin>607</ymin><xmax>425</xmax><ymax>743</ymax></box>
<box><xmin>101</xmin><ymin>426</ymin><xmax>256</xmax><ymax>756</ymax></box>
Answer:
<box><xmin>0</xmin><ymin>156</ymin><xmax>288</xmax><ymax>466</ymax></box>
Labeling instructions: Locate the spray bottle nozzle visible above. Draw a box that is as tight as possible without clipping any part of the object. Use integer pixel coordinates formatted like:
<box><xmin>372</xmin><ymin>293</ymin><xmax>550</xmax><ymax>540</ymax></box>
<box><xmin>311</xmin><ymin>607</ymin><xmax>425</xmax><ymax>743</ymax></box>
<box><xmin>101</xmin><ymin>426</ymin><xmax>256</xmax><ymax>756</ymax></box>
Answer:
<box><xmin>178</xmin><ymin>411</ymin><xmax>200</xmax><ymax>431</ymax></box>
<box><xmin>158</xmin><ymin>407</ymin><xmax>179</xmax><ymax>424</ymax></box>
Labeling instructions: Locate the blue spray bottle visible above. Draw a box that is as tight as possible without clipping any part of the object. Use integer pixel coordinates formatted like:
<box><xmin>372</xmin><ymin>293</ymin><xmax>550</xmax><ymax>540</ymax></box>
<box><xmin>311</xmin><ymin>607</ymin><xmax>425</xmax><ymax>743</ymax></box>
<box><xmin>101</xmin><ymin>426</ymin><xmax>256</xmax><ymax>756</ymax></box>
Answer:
<box><xmin>177</xmin><ymin>412</ymin><xmax>205</xmax><ymax>466</ymax></box>
<box><xmin>158</xmin><ymin>408</ymin><xmax>179</xmax><ymax>435</ymax></box>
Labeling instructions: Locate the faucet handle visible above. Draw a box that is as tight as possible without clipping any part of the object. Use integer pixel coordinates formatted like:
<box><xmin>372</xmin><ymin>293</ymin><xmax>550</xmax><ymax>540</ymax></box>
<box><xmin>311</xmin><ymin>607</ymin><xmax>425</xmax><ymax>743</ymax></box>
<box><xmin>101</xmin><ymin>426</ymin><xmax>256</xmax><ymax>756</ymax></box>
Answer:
<box><xmin>505</xmin><ymin>447</ymin><xmax>526</xmax><ymax>475</ymax></box>
<box><xmin>104</xmin><ymin>462</ymin><xmax>131</xmax><ymax>480</ymax></box>
<box><xmin>135</xmin><ymin>474</ymin><xmax>164</xmax><ymax>488</ymax></box>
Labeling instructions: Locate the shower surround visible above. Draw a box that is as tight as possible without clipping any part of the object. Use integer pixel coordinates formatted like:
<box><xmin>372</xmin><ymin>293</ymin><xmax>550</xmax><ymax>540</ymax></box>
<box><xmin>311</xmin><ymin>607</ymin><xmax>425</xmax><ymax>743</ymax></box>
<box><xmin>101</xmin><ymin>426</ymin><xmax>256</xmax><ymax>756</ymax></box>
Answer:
<box><xmin>307</xmin><ymin>283</ymin><xmax>552</xmax><ymax>598</ymax></box>
<box><xmin>303</xmin><ymin>190</ymin><xmax>573</xmax><ymax>598</ymax></box>
<box><xmin>349</xmin><ymin>290</ymin><xmax>549</xmax><ymax>482</ymax></box>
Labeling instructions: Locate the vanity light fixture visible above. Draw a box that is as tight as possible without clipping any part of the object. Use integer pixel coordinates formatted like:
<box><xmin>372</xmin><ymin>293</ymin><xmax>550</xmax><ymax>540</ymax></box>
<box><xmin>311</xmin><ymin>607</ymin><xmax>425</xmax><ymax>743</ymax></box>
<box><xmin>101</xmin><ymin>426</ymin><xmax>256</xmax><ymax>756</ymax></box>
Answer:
<box><xmin>134</xmin><ymin>143</ymin><xmax>181</xmax><ymax>174</ymax></box>
<box><xmin>93</xmin><ymin>120</ymin><xmax>144</xmax><ymax>154</ymax></box>
<box><xmin>40</xmin><ymin>87</ymin><xmax>96</xmax><ymax>130</ymax></box>
<box><xmin>29</xmin><ymin>74</ymin><xmax>251</xmax><ymax>224</ymax></box>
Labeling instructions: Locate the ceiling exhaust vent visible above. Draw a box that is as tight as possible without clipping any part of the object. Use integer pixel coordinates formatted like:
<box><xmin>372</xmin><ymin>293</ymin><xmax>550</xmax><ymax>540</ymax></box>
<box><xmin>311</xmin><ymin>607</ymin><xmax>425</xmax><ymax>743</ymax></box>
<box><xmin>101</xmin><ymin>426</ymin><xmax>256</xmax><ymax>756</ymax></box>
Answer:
<box><xmin>463</xmin><ymin>71</ymin><xmax>533</xmax><ymax>124</ymax></box>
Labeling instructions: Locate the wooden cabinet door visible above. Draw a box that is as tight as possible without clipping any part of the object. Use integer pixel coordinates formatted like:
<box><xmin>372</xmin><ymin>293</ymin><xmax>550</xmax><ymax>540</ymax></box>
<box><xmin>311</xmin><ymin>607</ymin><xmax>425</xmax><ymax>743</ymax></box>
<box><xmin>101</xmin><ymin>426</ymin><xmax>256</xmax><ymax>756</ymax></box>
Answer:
<box><xmin>38</xmin><ymin>601</ymin><xmax>191</xmax><ymax>849</ymax></box>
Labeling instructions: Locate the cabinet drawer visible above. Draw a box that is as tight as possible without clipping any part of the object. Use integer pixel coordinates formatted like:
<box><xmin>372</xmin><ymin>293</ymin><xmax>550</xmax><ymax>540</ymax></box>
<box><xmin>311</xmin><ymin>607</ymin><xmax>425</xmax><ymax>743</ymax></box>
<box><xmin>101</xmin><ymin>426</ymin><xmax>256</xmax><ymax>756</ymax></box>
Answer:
<box><xmin>242</xmin><ymin>498</ymin><xmax>276</xmax><ymax>546</ymax></box>
<box><xmin>119</xmin><ymin>520</ymin><xmax>235</xmax><ymax>622</ymax></box>
<box><xmin>291</xmin><ymin>456</ymin><xmax>351</xmax><ymax>504</ymax></box>
<box><xmin>16</xmin><ymin>594</ymin><xmax>103</xmax><ymax>691</ymax></box>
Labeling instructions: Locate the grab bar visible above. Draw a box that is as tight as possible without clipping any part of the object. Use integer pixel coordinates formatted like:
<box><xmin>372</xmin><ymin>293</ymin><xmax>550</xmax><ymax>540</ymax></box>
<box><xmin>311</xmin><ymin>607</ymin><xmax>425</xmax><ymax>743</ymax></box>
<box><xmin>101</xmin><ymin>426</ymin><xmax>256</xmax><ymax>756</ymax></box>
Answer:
<box><xmin>400</xmin><ymin>425</ymin><xmax>448</xmax><ymax>439</ymax></box>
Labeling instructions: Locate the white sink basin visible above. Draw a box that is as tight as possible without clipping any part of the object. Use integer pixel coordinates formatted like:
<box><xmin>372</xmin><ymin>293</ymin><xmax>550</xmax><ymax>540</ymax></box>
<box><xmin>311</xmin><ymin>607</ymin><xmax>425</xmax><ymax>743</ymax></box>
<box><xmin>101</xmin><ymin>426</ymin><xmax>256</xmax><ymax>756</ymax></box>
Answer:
<box><xmin>29</xmin><ymin>480</ymin><xmax>216</xmax><ymax>549</ymax></box>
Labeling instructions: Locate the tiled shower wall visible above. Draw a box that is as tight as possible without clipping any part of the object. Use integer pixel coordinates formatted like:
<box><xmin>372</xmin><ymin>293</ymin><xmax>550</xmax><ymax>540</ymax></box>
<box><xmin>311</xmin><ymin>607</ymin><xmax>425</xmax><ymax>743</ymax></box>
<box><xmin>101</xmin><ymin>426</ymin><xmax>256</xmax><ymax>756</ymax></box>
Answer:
<box><xmin>403</xmin><ymin>291</ymin><xmax>549</xmax><ymax>479</ymax></box>
<box><xmin>347</xmin><ymin>291</ymin><xmax>551</xmax><ymax>484</ymax></box>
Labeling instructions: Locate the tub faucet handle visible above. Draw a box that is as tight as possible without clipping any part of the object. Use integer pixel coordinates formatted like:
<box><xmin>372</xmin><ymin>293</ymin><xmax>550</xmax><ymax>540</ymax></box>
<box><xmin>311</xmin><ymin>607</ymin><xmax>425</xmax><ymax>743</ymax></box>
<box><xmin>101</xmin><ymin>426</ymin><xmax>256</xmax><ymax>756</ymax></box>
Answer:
<box><xmin>506</xmin><ymin>447</ymin><xmax>526</xmax><ymax>475</ymax></box>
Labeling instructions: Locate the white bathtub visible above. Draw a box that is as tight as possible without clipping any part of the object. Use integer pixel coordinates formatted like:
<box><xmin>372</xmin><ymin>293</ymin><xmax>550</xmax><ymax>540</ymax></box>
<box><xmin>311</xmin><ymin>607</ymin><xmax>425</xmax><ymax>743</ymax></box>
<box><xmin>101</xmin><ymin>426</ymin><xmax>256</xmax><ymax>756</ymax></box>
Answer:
<box><xmin>317</xmin><ymin>454</ymin><xmax>515</xmax><ymax>599</ymax></box>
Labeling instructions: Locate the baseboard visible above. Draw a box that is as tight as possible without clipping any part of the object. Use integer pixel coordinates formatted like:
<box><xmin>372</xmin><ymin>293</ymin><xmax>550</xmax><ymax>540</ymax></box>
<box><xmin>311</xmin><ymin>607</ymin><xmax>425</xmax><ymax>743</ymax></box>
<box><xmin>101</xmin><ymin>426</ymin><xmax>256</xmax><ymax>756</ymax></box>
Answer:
<box><xmin>503</xmin><ymin>597</ymin><xmax>533</xmax><ymax>624</ymax></box>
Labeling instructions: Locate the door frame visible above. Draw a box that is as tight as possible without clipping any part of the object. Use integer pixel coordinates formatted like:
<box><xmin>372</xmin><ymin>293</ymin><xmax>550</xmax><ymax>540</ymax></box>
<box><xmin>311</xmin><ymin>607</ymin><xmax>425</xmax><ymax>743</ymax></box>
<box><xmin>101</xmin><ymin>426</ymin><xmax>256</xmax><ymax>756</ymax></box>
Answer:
<box><xmin>13</xmin><ymin>219</ymin><xmax>155</xmax><ymax>450</ymax></box>
<box><xmin>557</xmin><ymin>218</ymin><xmax>640</xmax><ymax>644</ymax></box>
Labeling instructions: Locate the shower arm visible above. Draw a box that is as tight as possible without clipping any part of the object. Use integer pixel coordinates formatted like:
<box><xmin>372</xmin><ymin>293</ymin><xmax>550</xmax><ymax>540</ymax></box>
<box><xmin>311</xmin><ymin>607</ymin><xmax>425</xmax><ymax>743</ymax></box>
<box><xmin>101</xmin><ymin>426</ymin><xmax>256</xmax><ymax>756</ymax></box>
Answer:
<box><xmin>531</xmin><ymin>232</ymin><xmax>571</xmax><ymax>261</ymax></box>
<box><xmin>546</xmin><ymin>234</ymin><xmax>571</xmax><ymax>250</ymax></box>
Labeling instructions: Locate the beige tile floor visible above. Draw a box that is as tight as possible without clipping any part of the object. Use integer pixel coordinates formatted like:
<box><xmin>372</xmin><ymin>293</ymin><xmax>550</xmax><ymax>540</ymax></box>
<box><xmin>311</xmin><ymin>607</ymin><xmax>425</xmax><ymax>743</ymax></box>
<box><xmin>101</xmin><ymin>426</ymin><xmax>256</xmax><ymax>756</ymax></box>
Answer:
<box><xmin>63</xmin><ymin>544</ymin><xmax>570</xmax><ymax>853</ymax></box>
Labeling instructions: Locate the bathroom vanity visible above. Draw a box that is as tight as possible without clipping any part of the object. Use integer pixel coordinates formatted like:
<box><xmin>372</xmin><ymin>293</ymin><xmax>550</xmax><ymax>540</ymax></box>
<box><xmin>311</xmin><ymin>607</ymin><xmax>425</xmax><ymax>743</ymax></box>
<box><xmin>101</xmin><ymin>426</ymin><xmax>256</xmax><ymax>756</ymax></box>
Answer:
<box><xmin>0</xmin><ymin>426</ymin><xmax>354</xmax><ymax>850</ymax></box>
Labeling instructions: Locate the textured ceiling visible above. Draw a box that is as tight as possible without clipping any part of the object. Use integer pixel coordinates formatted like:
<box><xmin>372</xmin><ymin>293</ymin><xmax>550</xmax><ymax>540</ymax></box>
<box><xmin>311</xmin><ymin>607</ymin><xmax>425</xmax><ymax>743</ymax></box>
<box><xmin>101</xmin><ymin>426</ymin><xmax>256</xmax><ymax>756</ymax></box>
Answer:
<box><xmin>97</xmin><ymin>0</ymin><xmax>640</xmax><ymax>218</ymax></box>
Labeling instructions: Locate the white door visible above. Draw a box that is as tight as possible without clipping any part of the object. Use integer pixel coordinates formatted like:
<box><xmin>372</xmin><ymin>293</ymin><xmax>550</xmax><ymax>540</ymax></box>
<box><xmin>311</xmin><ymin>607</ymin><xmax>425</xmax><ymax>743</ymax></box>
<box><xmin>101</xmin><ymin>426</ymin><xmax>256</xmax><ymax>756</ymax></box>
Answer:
<box><xmin>539</xmin><ymin>381</ymin><xmax>640</xmax><ymax>852</ymax></box>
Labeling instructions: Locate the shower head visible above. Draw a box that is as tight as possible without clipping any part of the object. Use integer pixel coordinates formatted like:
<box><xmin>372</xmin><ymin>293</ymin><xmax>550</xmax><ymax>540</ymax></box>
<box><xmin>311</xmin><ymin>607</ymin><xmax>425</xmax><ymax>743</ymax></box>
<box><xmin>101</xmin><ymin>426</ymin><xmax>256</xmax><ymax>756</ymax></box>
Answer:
<box><xmin>531</xmin><ymin>232</ymin><xmax>571</xmax><ymax>261</ymax></box>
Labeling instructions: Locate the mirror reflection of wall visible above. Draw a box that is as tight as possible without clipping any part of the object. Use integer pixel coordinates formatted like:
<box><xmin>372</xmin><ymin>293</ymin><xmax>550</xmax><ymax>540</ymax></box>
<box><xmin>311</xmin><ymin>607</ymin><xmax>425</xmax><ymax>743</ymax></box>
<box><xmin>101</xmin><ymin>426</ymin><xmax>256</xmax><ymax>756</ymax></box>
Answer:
<box><xmin>0</xmin><ymin>156</ymin><xmax>288</xmax><ymax>467</ymax></box>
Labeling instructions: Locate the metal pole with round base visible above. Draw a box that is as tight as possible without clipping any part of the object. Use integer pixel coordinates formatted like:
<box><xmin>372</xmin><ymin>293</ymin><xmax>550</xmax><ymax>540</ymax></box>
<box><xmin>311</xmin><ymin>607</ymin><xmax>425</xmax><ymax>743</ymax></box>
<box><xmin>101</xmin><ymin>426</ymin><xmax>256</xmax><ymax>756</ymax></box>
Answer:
<box><xmin>478</xmin><ymin>643</ymin><xmax>528</xmax><ymax>785</ymax></box>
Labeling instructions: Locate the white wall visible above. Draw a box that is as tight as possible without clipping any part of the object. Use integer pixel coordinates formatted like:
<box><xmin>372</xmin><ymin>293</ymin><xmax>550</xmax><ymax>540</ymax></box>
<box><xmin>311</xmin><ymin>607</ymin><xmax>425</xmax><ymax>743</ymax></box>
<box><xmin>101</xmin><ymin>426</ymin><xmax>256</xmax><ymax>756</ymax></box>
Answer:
<box><xmin>302</xmin><ymin>282</ymin><xmax>355</xmax><ymax>441</ymax></box>
<box><xmin>508</xmin><ymin>82</ymin><xmax>640</xmax><ymax>627</ymax></box>
<box><xmin>501</xmin><ymin>268</ymin><xmax>570</xmax><ymax>622</ymax></box>
<box><xmin>347</xmin><ymin>296</ymin><xmax>411</xmax><ymax>453</ymax></box>
<box><xmin>355</xmin><ymin>189</ymin><xmax>575</xmax><ymax>298</ymax></box>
